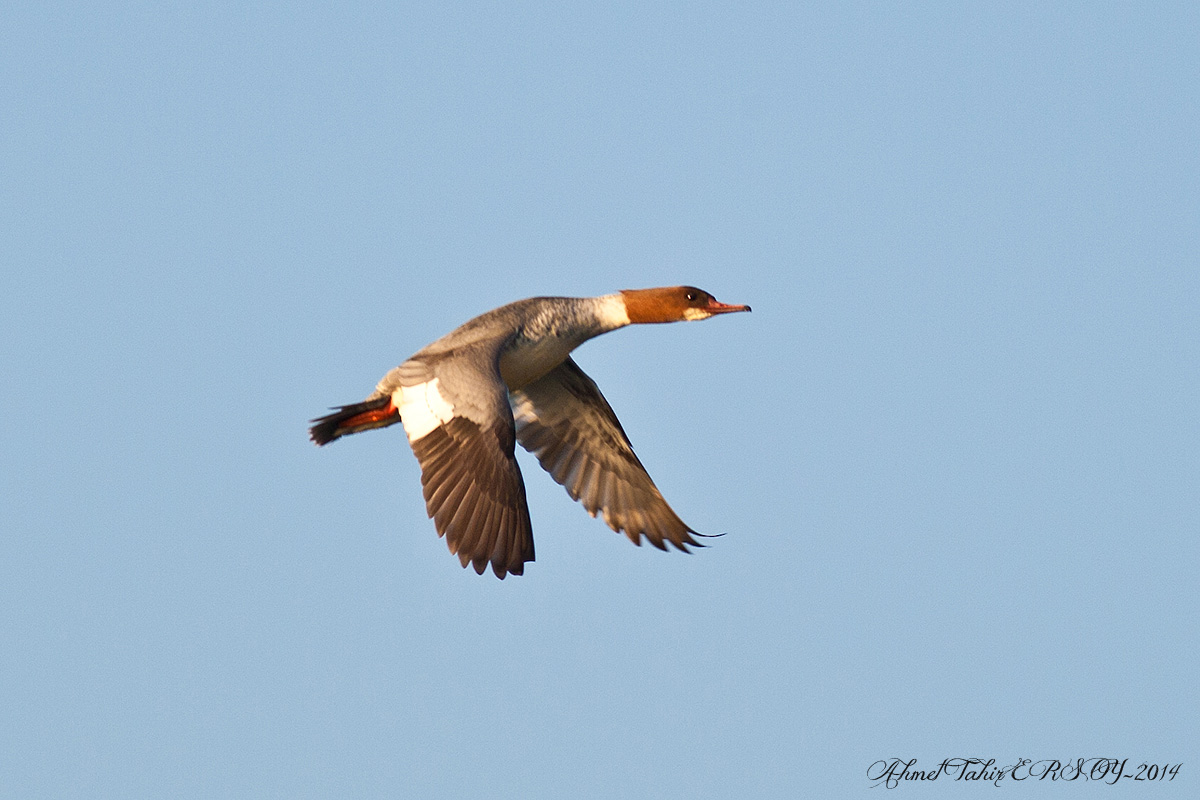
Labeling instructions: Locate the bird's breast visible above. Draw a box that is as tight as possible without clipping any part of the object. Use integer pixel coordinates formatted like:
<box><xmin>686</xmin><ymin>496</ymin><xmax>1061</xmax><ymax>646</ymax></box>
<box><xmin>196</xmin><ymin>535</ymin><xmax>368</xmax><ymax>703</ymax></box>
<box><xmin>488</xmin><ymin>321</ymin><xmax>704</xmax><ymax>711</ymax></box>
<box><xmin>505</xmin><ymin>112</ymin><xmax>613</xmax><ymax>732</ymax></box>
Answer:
<box><xmin>499</xmin><ymin>331</ymin><xmax>582</xmax><ymax>390</ymax></box>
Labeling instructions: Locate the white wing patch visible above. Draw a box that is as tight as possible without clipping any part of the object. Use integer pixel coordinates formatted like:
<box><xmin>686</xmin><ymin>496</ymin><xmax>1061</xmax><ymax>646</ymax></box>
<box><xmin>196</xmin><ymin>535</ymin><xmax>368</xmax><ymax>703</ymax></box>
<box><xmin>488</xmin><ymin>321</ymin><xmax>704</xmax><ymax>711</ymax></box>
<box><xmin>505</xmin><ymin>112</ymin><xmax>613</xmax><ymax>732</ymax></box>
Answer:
<box><xmin>396</xmin><ymin>378</ymin><xmax>456</xmax><ymax>443</ymax></box>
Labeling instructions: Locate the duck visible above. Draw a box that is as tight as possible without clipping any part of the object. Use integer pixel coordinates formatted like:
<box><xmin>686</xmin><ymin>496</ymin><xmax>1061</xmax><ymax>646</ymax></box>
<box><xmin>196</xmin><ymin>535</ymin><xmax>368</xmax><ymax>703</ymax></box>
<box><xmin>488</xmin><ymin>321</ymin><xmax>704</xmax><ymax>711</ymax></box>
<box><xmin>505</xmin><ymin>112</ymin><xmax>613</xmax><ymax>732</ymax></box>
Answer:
<box><xmin>309</xmin><ymin>286</ymin><xmax>751</xmax><ymax>578</ymax></box>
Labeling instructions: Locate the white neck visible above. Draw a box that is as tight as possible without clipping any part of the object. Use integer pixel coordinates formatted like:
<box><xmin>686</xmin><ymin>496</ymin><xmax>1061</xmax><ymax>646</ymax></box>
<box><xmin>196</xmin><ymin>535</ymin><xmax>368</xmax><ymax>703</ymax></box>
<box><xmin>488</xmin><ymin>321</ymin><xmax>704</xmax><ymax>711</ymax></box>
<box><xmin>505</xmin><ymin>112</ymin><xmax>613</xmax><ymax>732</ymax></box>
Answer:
<box><xmin>592</xmin><ymin>293</ymin><xmax>631</xmax><ymax>330</ymax></box>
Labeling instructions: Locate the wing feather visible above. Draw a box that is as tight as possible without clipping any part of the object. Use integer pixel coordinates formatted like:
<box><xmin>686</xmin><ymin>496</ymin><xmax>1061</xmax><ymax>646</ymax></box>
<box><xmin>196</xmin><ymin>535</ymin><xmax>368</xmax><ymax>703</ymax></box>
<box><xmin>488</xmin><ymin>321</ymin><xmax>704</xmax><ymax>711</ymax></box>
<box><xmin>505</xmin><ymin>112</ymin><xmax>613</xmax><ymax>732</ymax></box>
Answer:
<box><xmin>511</xmin><ymin>358</ymin><xmax>704</xmax><ymax>553</ymax></box>
<box><xmin>401</xmin><ymin>345</ymin><xmax>535</xmax><ymax>579</ymax></box>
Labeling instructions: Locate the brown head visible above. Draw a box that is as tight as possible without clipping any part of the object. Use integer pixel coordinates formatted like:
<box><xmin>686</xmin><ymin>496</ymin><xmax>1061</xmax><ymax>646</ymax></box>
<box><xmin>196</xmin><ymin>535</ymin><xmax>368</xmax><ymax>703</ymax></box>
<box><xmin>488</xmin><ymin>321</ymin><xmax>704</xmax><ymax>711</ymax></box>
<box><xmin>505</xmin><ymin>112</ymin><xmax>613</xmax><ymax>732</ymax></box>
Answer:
<box><xmin>619</xmin><ymin>286</ymin><xmax>752</xmax><ymax>324</ymax></box>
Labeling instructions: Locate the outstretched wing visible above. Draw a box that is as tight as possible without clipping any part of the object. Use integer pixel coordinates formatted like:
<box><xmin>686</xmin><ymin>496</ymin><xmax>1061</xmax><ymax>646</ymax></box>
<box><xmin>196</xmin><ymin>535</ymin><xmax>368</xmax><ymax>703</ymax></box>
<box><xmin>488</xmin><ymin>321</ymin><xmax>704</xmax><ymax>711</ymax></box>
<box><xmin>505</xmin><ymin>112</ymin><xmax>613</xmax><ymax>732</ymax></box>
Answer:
<box><xmin>510</xmin><ymin>358</ymin><xmax>704</xmax><ymax>552</ymax></box>
<box><xmin>383</xmin><ymin>346</ymin><xmax>535</xmax><ymax>578</ymax></box>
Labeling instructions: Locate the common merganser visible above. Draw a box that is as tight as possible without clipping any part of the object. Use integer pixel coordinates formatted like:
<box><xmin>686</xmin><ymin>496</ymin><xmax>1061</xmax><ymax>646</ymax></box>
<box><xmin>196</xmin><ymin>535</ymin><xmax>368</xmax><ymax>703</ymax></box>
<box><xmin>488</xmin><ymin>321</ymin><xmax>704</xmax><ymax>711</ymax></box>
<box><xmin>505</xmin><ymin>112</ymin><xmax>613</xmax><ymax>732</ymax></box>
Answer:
<box><xmin>310</xmin><ymin>286</ymin><xmax>751</xmax><ymax>578</ymax></box>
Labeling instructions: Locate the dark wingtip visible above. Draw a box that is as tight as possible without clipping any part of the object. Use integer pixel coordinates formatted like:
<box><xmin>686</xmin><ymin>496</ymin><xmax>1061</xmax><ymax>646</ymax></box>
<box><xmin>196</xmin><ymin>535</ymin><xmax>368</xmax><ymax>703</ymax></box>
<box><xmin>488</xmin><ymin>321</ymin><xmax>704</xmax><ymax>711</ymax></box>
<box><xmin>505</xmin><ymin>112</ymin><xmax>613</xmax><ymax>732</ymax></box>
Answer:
<box><xmin>672</xmin><ymin>528</ymin><xmax>725</xmax><ymax>552</ymax></box>
<box><xmin>691</xmin><ymin>530</ymin><xmax>726</xmax><ymax>539</ymax></box>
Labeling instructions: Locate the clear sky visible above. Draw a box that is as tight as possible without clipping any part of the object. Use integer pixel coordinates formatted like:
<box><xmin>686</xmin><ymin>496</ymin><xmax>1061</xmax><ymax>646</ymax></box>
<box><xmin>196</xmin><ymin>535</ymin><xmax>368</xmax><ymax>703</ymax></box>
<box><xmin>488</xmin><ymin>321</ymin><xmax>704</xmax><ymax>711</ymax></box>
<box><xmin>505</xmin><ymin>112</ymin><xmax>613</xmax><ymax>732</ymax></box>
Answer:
<box><xmin>2</xmin><ymin>2</ymin><xmax>1196</xmax><ymax>797</ymax></box>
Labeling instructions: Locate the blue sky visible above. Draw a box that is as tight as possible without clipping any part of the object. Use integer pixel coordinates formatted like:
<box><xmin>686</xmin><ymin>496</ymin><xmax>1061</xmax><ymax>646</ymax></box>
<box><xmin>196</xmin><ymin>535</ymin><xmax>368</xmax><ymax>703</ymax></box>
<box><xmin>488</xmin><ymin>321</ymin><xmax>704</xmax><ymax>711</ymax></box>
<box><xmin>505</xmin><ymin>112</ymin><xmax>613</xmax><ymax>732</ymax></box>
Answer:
<box><xmin>2</xmin><ymin>2</ymin><xmax>1196</xmax><ymax>797</ymax></box>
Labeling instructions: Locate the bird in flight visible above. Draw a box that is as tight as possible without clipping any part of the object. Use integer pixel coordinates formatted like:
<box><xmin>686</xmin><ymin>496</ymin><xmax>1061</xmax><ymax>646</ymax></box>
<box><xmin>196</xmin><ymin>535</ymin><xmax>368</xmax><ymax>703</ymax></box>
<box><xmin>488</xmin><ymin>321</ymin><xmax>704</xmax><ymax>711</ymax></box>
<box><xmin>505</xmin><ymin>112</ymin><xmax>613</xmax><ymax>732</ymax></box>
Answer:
<box><xmin>310</xmin><ymin>286</ymin><xmax>750</xmax><ymax>578</ymax></box>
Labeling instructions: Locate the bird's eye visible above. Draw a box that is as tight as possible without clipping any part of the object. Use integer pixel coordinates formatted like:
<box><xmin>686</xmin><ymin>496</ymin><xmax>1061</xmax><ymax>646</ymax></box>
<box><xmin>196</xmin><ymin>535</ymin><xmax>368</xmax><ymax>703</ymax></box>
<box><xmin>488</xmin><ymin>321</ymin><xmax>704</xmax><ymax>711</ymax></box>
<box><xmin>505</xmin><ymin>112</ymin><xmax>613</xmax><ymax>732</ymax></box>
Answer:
<box><xmin>685</xmin><ymin>291</ymin><xmax>698</xmax><ymax>301</ymax></box>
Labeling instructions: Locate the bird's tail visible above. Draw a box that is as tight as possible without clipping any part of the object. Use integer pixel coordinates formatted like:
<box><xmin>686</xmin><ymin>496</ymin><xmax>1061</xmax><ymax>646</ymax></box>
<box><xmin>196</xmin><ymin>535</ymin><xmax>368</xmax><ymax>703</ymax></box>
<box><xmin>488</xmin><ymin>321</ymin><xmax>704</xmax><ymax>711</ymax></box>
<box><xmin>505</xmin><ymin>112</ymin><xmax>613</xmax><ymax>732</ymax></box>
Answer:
<box><xmin>309</xmin><ymin>396</ymin><xmax>401</xmax><ymax>445</ymax></box>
